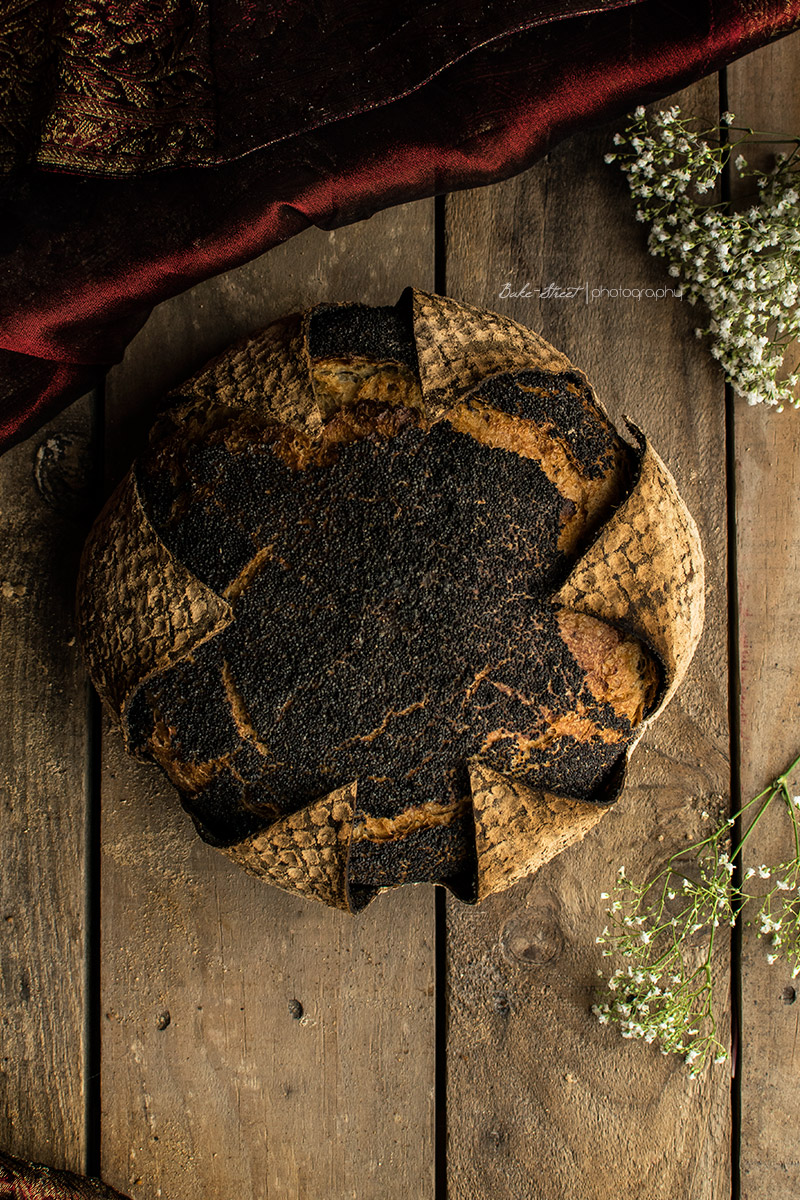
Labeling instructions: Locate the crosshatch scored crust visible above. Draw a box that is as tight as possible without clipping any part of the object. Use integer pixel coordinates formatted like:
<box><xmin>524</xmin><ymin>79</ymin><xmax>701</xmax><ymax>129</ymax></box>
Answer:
<box><xmin>76</xmin><ymin>288</ymin><xmax>705</xmax><ymax>912</ymax></box>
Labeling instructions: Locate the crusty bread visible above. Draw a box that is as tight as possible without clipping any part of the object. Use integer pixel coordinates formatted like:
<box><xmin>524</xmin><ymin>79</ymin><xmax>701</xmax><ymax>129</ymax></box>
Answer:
<box><xmin>106</xmin><ymin>298</ymin><xmax>658</xmax><ymax>907</ymax></box>
<box><xmin>75</xmin><ymin>290</ymin><xmax>703</xmax><ymax>910</ymax></box>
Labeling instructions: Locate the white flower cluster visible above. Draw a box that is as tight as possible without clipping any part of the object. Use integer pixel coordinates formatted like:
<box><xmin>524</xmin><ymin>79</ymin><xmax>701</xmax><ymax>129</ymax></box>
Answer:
<box><xmin>594</xmin><ymin>750</ymin><xmax>800</xmax><ymax>1074</ymax></box>
<box><xmin>747</xmin><ymin>858</ymin><xmax>800</xmax><ymax>976</ymax></box>
<box><xmin>605</xmin><ymin>104</ymin><xmax>800</xmax><ymax>410</ymax></box>
<box><xmin>591</xmin><ymin>965</ymin><xmax>728</xmax><ymax>1077</ymax></box>
<box><xmin>593</xmin><ymin>838</ymin><xmax>733</xmax><ymax>1076</ymax></box>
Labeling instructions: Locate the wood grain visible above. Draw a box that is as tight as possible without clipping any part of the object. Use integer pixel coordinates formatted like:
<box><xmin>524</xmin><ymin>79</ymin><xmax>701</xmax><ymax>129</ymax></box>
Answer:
<box><xmin>727</xmin><ymin>33</ymin><xmax>800</xmax><ymax>1199</ymax></box>
<box><xmin>443</xmin><ymin>77</ymin><xmax>732</xmax><ymax>1200</ymax></box>
<box><xmin>99</xmin><ymin>204</ymin><xmax>438</xmax><ymax>1200</ymax></box>
<box><xmin>0</xmin><ymin>397</ymin><xmax>94</xmax><ymax>1169</ymax></box>
<box><xmin>11</xmin><ymin>40</ymin><xmax>800</xmax><ymax>1196</ymax></box>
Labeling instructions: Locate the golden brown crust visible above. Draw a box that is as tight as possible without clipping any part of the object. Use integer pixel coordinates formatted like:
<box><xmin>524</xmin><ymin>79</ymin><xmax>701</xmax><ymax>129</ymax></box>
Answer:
<box><xmin>442</xmin><ymin>395</ymin><xmax>630</xmax><ymax>555</ymax></box>
<box><xmin>556</xmin><ymin>608</ymin><xmax>660</xmax><ymax>726</ymax></box>
<box><xmin>410</xmin><ymin>289</ymin><xmax>575</xmax><ymax>420</ymax></box>
<box><xmin>479</xmin><ymin>709</ymin><xmax>627</xmax><ymax>758</ymax></box>
<box><xmin>75</xmin><ymin>468</ymin><xmax>232</xmax><ymax>730</ymax></box>
<box><xmin>556</xmin><ymin>424</ymin><xmax>705</xmax><ymax>719</ymax></box>
<box><xmin>469</xmin><ymin>761</ymin><xmax>606</xmax><ymax>902</ymax></box>
<box><xmin>221</xmin><ymin>785</ymin><xmax>355</xmax><ymax>910</ymax></box>
<box><xmin>350</xmin><ymin>797</ymin><xmax>470</xmax><ymax>843</ymax></box>
<box><xmin>161</xmin><ymin>310</ymin><xmax>318</xmax><ymax>431</ymax></box>
<box><xmin>310</xmin><ymin>356</ymin><xmax>424</xmax><ymax>419</ymax></box>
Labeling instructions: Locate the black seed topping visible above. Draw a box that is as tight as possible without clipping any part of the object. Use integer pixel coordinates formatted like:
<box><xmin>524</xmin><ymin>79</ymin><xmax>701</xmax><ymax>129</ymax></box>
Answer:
<box><xmin>130</xmin><ymin>314</ymin><xmax>639</xmax><ymax>893</ymax></box>
<box><xmin>472</xmin><ymin>369</ymin><xmax>619</xmax><ymax>479</ymax></box>
<box><xmin>308</xmin><ymin>301</ymin><xmax>418</xmax><ymax>371</ymax></box>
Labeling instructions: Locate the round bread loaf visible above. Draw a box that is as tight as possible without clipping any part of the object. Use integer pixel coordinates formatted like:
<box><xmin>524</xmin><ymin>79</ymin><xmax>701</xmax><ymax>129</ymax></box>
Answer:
<box><xmin>77</xmin><ymin>289</ymin><xmax>704</xmax><ymax>911</ymax></box>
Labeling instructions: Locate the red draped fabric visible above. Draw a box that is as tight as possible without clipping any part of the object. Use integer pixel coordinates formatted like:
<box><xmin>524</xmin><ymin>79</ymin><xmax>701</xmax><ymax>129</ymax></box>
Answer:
<box><xmin>1</xmin><ymin>0</ymin><xmax>799</xmax><ymax>453</ymax></box>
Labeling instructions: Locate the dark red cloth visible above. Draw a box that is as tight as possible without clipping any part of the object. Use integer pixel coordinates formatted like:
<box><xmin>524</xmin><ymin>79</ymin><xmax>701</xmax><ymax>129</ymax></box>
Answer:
<box><xmin>1</xmin><ymin>0</ymin><xmax>799</xmax><ymax>454</ymax></box>
<box><xmin>1</xmin><ymin>0</ymin><xmax>642</xmax><ymax>176</ymax></box>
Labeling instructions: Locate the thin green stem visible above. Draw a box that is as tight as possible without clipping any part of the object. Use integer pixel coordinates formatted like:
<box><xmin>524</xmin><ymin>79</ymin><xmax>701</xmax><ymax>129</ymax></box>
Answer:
<box><xmin>596</xmin><ymin>743</ymin><xmax>800</xmax><ymax>1072</ymax></box>
<box><xmin>732</xmin><ymin>787</ymin><xmax>781</xmax><ymax>859</ymax></box>
<box><xmin>777</xmin><ymin>749</ymin><xmax>800</xmax><ymax>785</ymax></box>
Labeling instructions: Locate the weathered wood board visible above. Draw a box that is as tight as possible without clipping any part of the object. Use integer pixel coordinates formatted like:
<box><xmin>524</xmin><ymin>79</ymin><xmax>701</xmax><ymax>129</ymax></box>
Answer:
<box><xmin>99</xmin><ymin>205</ymin><xmax>439</xmax><ymax>1200</ymax></box>
<box><xmin>3</xmin><ymin>29</ymin><xmax>800</xmax><ymax>1200</ymax></box>
<box><xmin>728</xmin><ymin>36</ymin><xmax>800</xmax><ymax>1200</ymax></box>
<box><xmin>444</xmin><ymin>76</ymin><xmax>732</xmax><ymax>1200</ymax></box>
<box><xmin>0</xmin><ymin>396</ymin><xmax>94</xmax><ymax>1170</ymax></box>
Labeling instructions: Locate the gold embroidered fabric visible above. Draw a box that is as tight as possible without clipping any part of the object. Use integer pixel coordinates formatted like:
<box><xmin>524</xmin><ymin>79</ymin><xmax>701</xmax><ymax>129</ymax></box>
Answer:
<box><xmin>0</xmin><ymin>0</ymin><xmax>214</xmax><ymax>175</ymax></box>
<box><xmin>0</xmin><ymin>0</ymin><xmax>648</xmax><ymax>176</ymax></box>
<box><xmin>0</xmin><ymin>0</ymin><xmax>53</xmax><ymax>174</ymax></box>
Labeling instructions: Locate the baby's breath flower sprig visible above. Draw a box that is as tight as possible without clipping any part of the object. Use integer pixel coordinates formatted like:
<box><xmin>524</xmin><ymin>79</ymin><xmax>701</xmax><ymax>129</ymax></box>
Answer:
<box><xmin>604</xmin><ymin>103</ymin><xmax>800</xmax><ymax>410</ymax></box>
<box><xmin>593</xmin><ymin>748</ymin><xmax>800</xmax><ymax>1076</ymax></box>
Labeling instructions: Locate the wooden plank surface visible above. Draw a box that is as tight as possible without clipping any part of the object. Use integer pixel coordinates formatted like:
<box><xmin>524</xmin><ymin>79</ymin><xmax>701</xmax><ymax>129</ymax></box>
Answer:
<box><xmin>727</xmin><ymin>33</ymin><xmax>800</xmax><ymax>1199</ymax></box>
<box><xmin>0</xmin><ymin>397</ymin><xmax>93</xmax><ymax>1169</ymax></box>
<box><xmin>444</xmin><ymin>77</ymin><xmax>733</xmax><ymax>1200</ymax></box>
<box><xmin>6</xmin><ymin>36</ymin><xmax>800</xmax><ymax>1199</ymax></box>
<box><xmin>99</xmin><ymin>204</ymin><xmax>439</xmax><ymax>1200</ymax></box>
